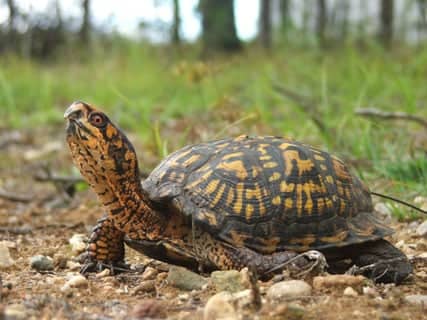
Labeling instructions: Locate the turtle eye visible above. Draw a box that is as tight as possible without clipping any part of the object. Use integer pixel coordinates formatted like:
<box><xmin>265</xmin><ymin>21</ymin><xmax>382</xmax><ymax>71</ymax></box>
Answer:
<box><xmin>89</xmin><ymin>112</ymin><xmax>107</xmax><ymax>127</ymax></box>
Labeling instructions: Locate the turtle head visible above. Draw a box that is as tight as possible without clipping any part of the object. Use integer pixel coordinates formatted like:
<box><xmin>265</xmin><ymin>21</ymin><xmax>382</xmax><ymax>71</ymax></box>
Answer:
<box><xmin>64</xmin><ymin>101</ymin><xmax>143</xmax><ymax>212</ymax></box>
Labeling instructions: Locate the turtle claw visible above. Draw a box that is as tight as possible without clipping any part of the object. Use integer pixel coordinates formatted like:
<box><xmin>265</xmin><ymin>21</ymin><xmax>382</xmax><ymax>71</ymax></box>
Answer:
<box><xmin>79</xmin><ymin>253</ymin><xmax>130</xmax><ymax>275</ymax></box>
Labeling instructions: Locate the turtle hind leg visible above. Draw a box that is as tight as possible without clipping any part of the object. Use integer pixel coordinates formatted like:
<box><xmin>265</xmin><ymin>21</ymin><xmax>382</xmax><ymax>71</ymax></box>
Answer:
<box><xmin>329</xmin><ymin>239</ymin><xmax>412</xmax><ymax>284</ymax></box>
<box><xmin>194</xmin><ymin>233</ymin><xmax>324</xmax><ymax>279</ymax></box>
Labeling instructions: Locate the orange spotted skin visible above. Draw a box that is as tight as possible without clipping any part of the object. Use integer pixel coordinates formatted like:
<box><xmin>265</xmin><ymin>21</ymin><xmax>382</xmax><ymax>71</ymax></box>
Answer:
<box><xmin>144</xmin><ymin>135</ymin><xmax>392</xmax><ymax>254</ymax></box>
<box><xmin>64</xmin><ymin>102</ymin><xmax>396</xmax><ymax>277</ymax></box>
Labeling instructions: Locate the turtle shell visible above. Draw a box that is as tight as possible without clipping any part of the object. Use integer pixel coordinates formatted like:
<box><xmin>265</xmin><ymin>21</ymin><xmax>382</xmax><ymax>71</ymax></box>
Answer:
<box><xmin>142</xmin><ymin>135</ymin><xmax>392</xmax><ymax>253</ymax></box>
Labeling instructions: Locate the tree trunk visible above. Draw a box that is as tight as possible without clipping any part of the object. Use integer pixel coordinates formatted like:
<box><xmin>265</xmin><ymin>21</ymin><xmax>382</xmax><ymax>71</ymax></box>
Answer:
<box><xmin>259</xmin><ymin>0</ymin><xmax>272</xmax><ymax>48</ymax></box>
<box><xmin>316</xmin><ymin>0</ymin><xmax>327</xmax><ymax>47</ymax></box>
<box><xmin>6</xmin><ymin>0</ymin><xmax>17</xmax><ymax>31</ymax></box>
<box><xmin>199</xmin><ymin>0</ymin><xmax>241</xmax><ymax>53</ymax></box>
<box><xmin>379</xmin><ymin>0</ymin><xmax>394</xmax><ymax>47</ymax></box>
<box><xmin>171</xmin><ymin>0</ymin><xmax>181</xmax><ymax>44</ymax></box>
<box><xmin>280</xmin><ymin>0</ymin><xmax>291</xmax><ymax>33</ymax></box>
<box><xmin>79</xmin><ymin>0</ymin><xmax>91</xmax><ymax>45</ymax></box>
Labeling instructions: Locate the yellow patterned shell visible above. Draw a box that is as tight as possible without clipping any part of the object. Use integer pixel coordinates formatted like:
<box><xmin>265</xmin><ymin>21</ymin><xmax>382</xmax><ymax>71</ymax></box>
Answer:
<box><xmin>142</xmin><ymin>135</ymin><xmax>392</xmax><ymax>253</ymax></box>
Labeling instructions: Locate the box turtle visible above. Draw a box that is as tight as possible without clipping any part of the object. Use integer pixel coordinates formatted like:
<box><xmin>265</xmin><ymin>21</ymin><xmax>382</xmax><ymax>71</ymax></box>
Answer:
<box><xmin>64</xmin><ymin>102</ymin><xmax>412</xmax><ymax>284</ymax></box>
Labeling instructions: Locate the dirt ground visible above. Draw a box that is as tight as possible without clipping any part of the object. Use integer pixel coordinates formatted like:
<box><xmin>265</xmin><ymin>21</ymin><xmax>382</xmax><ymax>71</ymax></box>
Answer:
<box><xmin>0</xmin><ymin>127</ymin><xmax>426</xmax><ymax>320</ymax></box>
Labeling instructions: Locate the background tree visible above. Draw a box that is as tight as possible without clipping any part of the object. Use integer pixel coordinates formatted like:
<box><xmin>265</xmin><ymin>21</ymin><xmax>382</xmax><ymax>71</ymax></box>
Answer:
<box><xmin>79</xmin><ymin>0</ymin><xmax>91</xmax><ymax>45</ymax></box>
<box><xmin>171</xmin><ymin>0</ymin><xmax>181</xmax><ymax>44</ymax></box>
<box><xmin>316</xmin><ymin>0</ymin><xmax>327</xmax><ymax>47</ymax></box>
<box><xmin>280</xmin><ymin>0</ymin><xmax>292</xmax><ymax>36</ymax></box>
<box><xmin>258</xmin><ymin>0</ymin><xmax>272</xmax><ymax>49</ymax></box>
<box><xmin>379</xmin><ymin>0</ymin><xmax>394</xmax><ymax>47</ymax></box>
<box><xmin>199</xmin><ymin>0</ymin><xmax>241</xmax><ymax>53</ymax></box>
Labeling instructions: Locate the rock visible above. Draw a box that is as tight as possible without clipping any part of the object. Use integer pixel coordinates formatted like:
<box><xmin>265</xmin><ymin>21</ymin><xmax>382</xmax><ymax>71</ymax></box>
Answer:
<box><xmin>362</xmin><ymin>286</ymin><xmax>378</xmax><ymax>297</ymax></box>
<box><xmin>66</xmin><ymin>260</ymin><xmax>81</xmax><ymax>271</ymax></box>
<box><xmin>268</xmin><ymin>303</ymin><xmax>306</xmax><ymax>319</ymax></box>
<box><xmin>416</xmin><ymin>220</ymin><xmax>427</xmax><ymax>237</ymax></box>
<box><xmin>404</xmin><ymin>295</ymin><xmax>427</xmax><ymax>309</ymax></box>
<box><xmin>167</xmin><ymin>266</ymin><xmax>208</xmax><ymax>291</ymax></box>
<box><xmin>204</xmin><ymin>292</ymin><xmax>237</xmax><ymax>320</ymax></box>
<box><xmin>211</xmin><ymin>270</ymin><xmax>248</xmax><ymax>293</ymax></box>
<box><xmin>30</xmin><ymin>255</ymin><xmax>54</xmax><ymax>271</ymax></box>
<box><xmin>374</xmin><ymin>202</ymin><xmax>393</xmax><ymax>222</ymax></box>
<box><xmin>343</xmin><ymin>286</ymin><xmax>358</xmax><ymax>297</ymax></box>
<box><xmin>0</xmin><ymin>242</ymin><xmax>14</xmax><ymax>269</ymax></box>
<box><xmin>142</xmin><ymin>266</ymin><xmax>158</xmax><ymax>281</ymax></box>
<box><xmin>69</xmin><ymin>234</ymin><xmax>87</xmax><ymax>254</ymax></box>
<box><xmin>132</xmin><ymin>280</ymin><xmax>156</xmax><ymax>295</ymax></box>
<box><xmin>4</xmin><ymin>304</ymin><xmax>28</xmax><ymax>320</ymax></box>
<box><xmin>64</xmin><ymin>274</ymin><xmax>88</xmax><ymax>288</ymax></box>
<box><xmin>95</xmin><ymin>269</ymin><xmax>111</xmax><ymax>278</ymax></box>
<box><xmin>131</xmin><ymin>299</ymin><xmax>167</xmax><ymax>319</ymax></box>
<box><xmin>267</xmin><ymin>280</ymin><xmax>312</xmax><ymax>300</ymax></box>
<box><xmin>313</xmin><ymin>275</ymin><xmax>365</xmax><ymax>290</ymax></box>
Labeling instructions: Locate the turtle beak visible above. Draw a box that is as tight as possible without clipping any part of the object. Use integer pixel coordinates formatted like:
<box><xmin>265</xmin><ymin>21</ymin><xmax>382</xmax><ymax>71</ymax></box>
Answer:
<box><xmin>64</xmin><ymin>101</ymin><xmax>90</xmax><ymax>121</ymax></box>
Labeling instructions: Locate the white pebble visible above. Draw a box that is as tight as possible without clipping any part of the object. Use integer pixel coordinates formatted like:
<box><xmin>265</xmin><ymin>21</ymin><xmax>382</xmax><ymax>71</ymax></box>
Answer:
<box><xmin>69</xmin><ymin>234</ymin><xmax>87</xmax><ymax>254</ymax></box>
<box><xmin>204</xmin><ymin>292</ymin><xmax>236</xmax><ymax>320</ymax></box>
<box><xmin>267</xmin><ymin>280</ymin><xmax>312</xmax><ymax>300</ymax></box>
<box><xmin>343</xmin><ymin>286</ymin><xmax>358</xmax><ymax>297</ymax></box>
<box><xmin>64</xmin><ymin>275</ymin><xmax>88</xmax><ymax>288</ymax></box>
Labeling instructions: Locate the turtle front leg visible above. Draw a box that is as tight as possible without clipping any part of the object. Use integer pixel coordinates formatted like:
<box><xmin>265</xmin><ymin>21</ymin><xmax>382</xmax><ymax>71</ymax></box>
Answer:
<box><xmin>80</xmin><ymin>216</ymin><xmax>130</xmax><ymax>274</ymax></box>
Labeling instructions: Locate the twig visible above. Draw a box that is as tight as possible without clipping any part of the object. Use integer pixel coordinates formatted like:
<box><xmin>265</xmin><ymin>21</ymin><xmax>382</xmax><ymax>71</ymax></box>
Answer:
<box><xmin>33</xmin><ymin>173</ymin><xmax>84</xmax><ymax>185</ymax></box>
<box><xmin>0</xmin><ymin>189</ymin><xmax>33</xmax><ymax>203</ymax></box>
<box><xmin>272</xmin><ymin>83</ymin><xmax>329</xmax><ymax>135</ymax></box>
<box><xmin>355</xmin><ymin>108</ymin><xmax>427</xmax><ymax>129</ymax></box>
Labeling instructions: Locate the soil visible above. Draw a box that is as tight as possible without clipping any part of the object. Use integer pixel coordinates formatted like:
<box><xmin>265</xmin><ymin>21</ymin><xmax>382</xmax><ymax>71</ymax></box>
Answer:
<box><xmin>0</xmin><ymin>127</ymin><xmax>426</xmax><ymax>320</ymax></box>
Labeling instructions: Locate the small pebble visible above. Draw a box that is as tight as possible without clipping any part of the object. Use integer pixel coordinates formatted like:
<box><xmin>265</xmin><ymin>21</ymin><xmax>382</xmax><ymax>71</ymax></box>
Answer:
<box><xmin>65</xmin><ymin>274</ymin><xmax>88</xmax><ymax>288</ymax></box>
<box><xmin>211</xmin><ymin>270</ymin><xmax>248</xmax><ymax>293</ymax></box>
<box><xmin>4</xmin><ymin>304</ymin><xmax>28</xmax><ymax>320</ymax></box>
<box><xmin>95</xmin><ymin>268</ymin><xmax>111</xmax><ymax>278</ymax></box>
<box><xmin>167</xmin><ymin>266</ymin><xmax>208</xmax><ymax>291</ymax></box>
<box><xmin>142</xmin><ymin>266</ymin><xmax>158</xmax><ymax>280</ymax></box>
<box><xmin>30</xmin><ymin>255</ymin><xmax>54</xmax><ymax>271</ymax></box>
<box><xmin>131</xmin><ymin>299</ymin><xmax>166</xmax><ymax>319</ymax></box>
<box><xmin>404</xmin><ymin>295</ymin><xmax>427</xmax><ymax>309</ymax></box>
<box><xmin>416</xmin><ymin>220</ymin><xmax>427</xmax><ymax>238</ymax></box>
<box><xmin>362</xmin><ymin>286</ymin><xmax>378</xmax><ymax>297</ymax></box>
<box><xmin>0</xmin><ymin>242</ymin><xmax>14</xmax><ymax>269</ymax></box>
<box><xmin>69</xmin><ymin>234</ymin><xmax>87</xmax><ymax>254</ymax></box>
<box><xmin>66</xmin><ymin>260</ymin><xmax>81</xmax><ymax>271</ymax></box>
<box><xmin>343</xmin><ymin>286</ymin><xmax>358</xmax><ymax>297</ymax></box>
<box><xmin>132</xmin><ymin>280</ymin><xmax>156</xmax><ymax>295</ymax></box>
<box><xmin>267</xmin><ymin>280</ymin><xmax>312</xmax><ymax>300</ymax></box>
<box><xmin>313</xmin><ymin>275</ymin><xmax>365</xmax><ymax>290</ymax></box>
<box><xmin>204</xmin><ymin>291</ymin><xmax>236</xmax><ymax>320</ymax></box>
<box><xmin>374</xmin><ymin>202</ymin><xmax>393</xmax><ymax>222</ymax></box>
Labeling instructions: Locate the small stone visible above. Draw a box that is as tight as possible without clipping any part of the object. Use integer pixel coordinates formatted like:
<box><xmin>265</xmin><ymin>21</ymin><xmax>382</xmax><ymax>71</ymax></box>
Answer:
<box><xmin>404</xmin><ymin>295</ymin><xmax>427</xmax><ymax>309</ymax></box>
<box><xmin>142</xmin><ymin>266</ymin><xmax>158</xmax><ymax>280</ymax></box>
<box><xmin>131</xmin><ymin>299</ymin><xmax>167</xmax><ymax>319</ymax></box>
<box><xmin>132</xmin><ymin>280</ymin><xmax>156</xmax><ymax>295</ymax></box>
<box><xmin>211</xmin><ymin>270</ymin><xmax>248</xmax><ymax>293</ymax></box>
<box><xmin>4</xmin><ymin>304</ymin><xmax>28</xmax><ymax>320</ymax></box>
<box><xmin>374</xmin><ymin>202</ymin><xmax>393</xmax><ymax>222</ymax></box>
<box><xmin>66</xmin><ymin>260</ymin><xmax>81</xmax><ymax>271</ymax></box>
<box><xmin>267</xmin><ymin>280</ymin><xmax>312</xmax><ymax>300</ymax></box>
<box><xmin>313</xmin><ymin>275</ymin><xmax>365</xmax><ymax>290</ymax></box>
<box><xmin>95</xmin><ymin>268</ymin><xmax>111</xmax><ymax>278</ymax></box>
<box><xmin>69</xmin><ymin>234</ymin><xmax>87</xmax><ymax>254</ymax></box>
<box><xmin>362</xmin><ymin>286</ymin><xmax>378</xmax><ymax>297</ymax></box>
<box><xmin>0</xmin><ymin>242</ymin><xmax>14</xmax><ymax>269</ymax></box>
<box><xmin>343</xmin><ymin>286</ymin><xmax>358</xmax><ymax>297</ymax></box>
<box><xmin>30</xmin><ymin>255</ymin><xmax>54</xmax><ymax>271</ymax></box>
<box><xmin>167</xmin><ymin>266</ymin><xmax>208</xmax><ymax>291</ymax></box>
<box><xmin>204</xmin><ymin>291</ymin><xmax>236</xmax><ymax>320</ymax></box>
<box><xmin>64</xmin><ymin>274</ymin><xmax>88</xmax><ymax>288</ymax></box>
<box><xmin>416</xmin><ymin>220</ymin><xmax>427</xmax><ymax>237</ymax></box>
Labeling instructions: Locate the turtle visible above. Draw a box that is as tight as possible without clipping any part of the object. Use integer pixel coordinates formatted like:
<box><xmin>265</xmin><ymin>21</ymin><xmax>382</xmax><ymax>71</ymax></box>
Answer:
<box><xmin>64</xmin><ymin>101</ymin><xmax>412</xmax><ymax>284</ymax></box>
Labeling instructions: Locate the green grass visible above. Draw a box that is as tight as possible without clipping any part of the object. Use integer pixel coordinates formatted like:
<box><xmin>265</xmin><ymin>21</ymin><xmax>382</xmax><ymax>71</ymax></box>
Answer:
<box><xmin>1</xmin><ymin>41</ymin><xmax>427</xmax><ymax>205</ymax></box>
